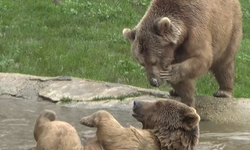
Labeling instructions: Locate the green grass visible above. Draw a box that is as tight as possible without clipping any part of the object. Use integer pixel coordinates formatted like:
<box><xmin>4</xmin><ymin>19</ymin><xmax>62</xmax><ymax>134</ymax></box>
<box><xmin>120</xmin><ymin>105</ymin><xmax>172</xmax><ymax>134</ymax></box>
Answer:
<box><xmin>60</xmin><ymin>97</ymin><xmax>72</xmax><ymax>103</ymax></box>
<box><xmin>92</xmin><ymin>93</ymin><xmax>143</xmax><ymax>101</ymax></box>
<box><xmin>0</xmin><ymin>0</ymin><xmax>249</xmax><ymax>97</ymax></box>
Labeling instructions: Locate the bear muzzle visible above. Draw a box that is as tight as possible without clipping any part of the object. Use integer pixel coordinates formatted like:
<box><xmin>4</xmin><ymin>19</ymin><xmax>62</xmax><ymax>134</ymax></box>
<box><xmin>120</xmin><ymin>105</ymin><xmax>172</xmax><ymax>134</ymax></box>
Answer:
<box><xmin>149</xmin><ymin>77</ymin><xmax>163</xmax><ymax>87</ymax></box>
<box><xmin>132</xmin><ymin>101</ymin><xmax>144</xmax><ymax>121</ymax></box>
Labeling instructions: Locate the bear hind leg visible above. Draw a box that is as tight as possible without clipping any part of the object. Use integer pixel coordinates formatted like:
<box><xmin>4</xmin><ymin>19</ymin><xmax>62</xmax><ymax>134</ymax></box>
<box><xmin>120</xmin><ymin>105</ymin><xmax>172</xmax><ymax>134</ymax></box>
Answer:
<box><xmin>213</xmin><ymin>22</ymin><xmax>242</xmax><ymax>98</ymax></box>
<box><xmin>213</xmin><ymin>61</ymin><xmax>234</xmax><ymax>98</ymax></box>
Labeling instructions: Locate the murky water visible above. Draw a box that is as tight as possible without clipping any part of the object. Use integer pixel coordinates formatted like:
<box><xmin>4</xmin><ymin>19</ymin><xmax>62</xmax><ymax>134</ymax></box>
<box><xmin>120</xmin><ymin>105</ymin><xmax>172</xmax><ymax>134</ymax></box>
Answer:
<box><xmin>0</xmin><ymin>98</ymin><xmax>250</xmax><ymax>150</ymax></box>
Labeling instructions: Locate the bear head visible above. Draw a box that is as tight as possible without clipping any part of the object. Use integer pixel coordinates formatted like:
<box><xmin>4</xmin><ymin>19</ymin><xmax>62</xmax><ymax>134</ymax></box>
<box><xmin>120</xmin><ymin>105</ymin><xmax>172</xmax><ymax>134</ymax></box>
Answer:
<box><xmin>132</xmin><ymin>99</ymin><xmax>200</xmax><ymax>150</ymax></box>
<box><xmin>132</xmin><ymin>99</ymin><xmax>200</xmax><ymax>130</ymax></box>
<box><xmin>123</xmin><ymin>17</ymin><xmax>183</xmax><ymax>87</ymax></box>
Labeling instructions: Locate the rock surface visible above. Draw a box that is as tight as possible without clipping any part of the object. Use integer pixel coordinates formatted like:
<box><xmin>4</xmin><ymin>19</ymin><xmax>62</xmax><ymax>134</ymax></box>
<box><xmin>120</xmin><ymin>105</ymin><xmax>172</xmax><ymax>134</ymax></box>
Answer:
<box><xmin>1</xmin><ymin>73</ymin><xmax>250</xmax><ymax>125</ymax></box>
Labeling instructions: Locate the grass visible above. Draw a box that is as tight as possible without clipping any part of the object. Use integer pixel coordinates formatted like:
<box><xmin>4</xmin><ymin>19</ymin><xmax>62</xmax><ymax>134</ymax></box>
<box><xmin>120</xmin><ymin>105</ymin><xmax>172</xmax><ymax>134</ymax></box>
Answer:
<box><xmin>60</xmin><ymin>97</ymin><xmax>72</xmax><ymax>103</ymax></box>
<box><xmin>92</xmin><ymin>96</ymin><xmax>115</xmax><ymax>101</ymax></box>
<box><xmin>92</xmin><ymin>93</ymin><xmax>143</xmax><ymax>101</ymax></box>
<box><xmin>0</xmin><ymin>0</ymin><xmax>249</xmax><ymax>98</ymax></box>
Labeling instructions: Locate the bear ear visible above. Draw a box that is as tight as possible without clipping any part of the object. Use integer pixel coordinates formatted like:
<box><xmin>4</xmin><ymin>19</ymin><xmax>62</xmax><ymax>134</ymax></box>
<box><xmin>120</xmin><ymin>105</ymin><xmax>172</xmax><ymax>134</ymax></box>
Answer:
<box><xmin>123</xmin><ymin>28</ymin><xmax>136</xmax><ymax>41</ymax></box>
<box><xmin>182</xmin><ymin>111</ymin><xmax>200</xmax><ymax>130</ymax></box>
<box><xmin>156</xmin><ymin>17</ymin><xmax>181</xmax><ymax>44</ymax></box>
<box><xmin>157</xmin><ymin>17</ymin><xmax>171</xmax><ymax>34</ymax></box>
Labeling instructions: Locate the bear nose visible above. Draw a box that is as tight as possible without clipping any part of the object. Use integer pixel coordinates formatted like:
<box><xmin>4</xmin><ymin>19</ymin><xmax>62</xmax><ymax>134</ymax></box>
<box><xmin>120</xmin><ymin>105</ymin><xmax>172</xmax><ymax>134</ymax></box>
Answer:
<box><xmin>133</xmin><ymin>101</ymin><xmax>141</xmax><ymax>110</ymax></box>
<box><xmin>149</xmin><ymin>78</ymin><xmax>159</xmax><ymax>87</ymax></box>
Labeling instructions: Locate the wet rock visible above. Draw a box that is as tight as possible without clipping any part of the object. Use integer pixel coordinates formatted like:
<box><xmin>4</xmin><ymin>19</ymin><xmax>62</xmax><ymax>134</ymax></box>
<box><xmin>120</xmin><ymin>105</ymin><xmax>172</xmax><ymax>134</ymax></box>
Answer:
<box><xmin>39</xmin><ymin>78</ymin><xmax>141</xmax><ymax>102</ymax></box>
<box><xmin>1</xmin><ymin>73</ymin><xmax>250</xmax><ymax>125</ymax></box>
<box><xmin>0</xmin><ymin>73</ymin><xmax>45</xmax><ymax>100</ymax></box>
<box><xmin>195</xmin><ymin>96</ymin><xmax>250</xmax><ymax>124</ymax></box>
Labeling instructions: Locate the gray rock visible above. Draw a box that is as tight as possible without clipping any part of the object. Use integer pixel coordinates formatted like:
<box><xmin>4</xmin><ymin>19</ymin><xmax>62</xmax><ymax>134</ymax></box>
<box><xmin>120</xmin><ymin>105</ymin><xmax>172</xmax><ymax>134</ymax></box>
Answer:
<box><xmin>1</xmin><ymin>73</ymin><xmax>250</xmax><ymax>125</ymax></box>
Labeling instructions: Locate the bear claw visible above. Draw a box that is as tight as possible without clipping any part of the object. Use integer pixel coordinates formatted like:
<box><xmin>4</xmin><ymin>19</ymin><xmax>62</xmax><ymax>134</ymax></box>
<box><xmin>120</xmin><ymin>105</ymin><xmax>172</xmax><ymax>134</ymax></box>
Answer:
<box><xmin>79</xmin><ymin>118</ymin><xmax>94</xmax><ymax>127</ymax></box>
<box><xmin>213</xmin><ymin>90</ymin><xmax>232</xmax><ymax>98</ymax></box>
<box><xmin>169</xmin><ymin>89</ymin><xmax>179</xmax><ymax>97</ymax></box>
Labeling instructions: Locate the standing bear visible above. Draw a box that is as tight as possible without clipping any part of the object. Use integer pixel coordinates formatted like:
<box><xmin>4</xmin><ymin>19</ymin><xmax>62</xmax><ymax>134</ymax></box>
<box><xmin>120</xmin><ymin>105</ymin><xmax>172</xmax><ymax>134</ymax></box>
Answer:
<box><xmin>123</xmin><ymin>0</ymin><xmax>242</xmax><ymax>107</ymax></box>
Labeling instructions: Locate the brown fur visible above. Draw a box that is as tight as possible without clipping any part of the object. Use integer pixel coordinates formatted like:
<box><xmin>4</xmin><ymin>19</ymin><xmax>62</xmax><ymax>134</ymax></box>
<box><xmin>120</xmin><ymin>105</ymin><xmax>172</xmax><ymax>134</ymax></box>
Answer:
<box><xmin>80</xmin><ymin>110</ymin><xmax>160</xmax><ymax>150</ymax></box>
<box><xmin>82</xmin><ymin>136</ymin><xmax>103</xmax><ymax>150</ymax></box>
<box><xmin>123</xmin><ymin>0</ymin><xmax>242</xmax><ymax>107</ymax></box>
<box><xmin>80</xmin><ymin>99</ymin><xmax>200</xmax><ymax>150</ymax></box>
<box><xmin>132</xmin><ymin>99</ymin><xmax>200</xmax><ymax>150</ymax></box>
<box><xmin>33</xmin><ymin>110</ymin><xmax>83</xmax><ymax>150</ymax></box>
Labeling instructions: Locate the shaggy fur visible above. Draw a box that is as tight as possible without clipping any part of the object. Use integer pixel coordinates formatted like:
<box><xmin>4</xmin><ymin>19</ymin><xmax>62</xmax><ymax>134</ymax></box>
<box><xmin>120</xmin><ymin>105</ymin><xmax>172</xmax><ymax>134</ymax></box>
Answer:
<box><xmin>132</xmin><ymin>99</ymin><xmax>200</xmax><ymax>150</ymax></box>
<box><xmin>123</xmin><ymin>0</ymin><xmax>242</xmax><ymax>107</ymax></box>
<box><xmin>33</xmin><ymin>110</ymin><xmax>83</xmax><ymax>150</ymax></box>
<box><xmin>80</xmin><ymin>99</ymin><xmax>200</xmax><ymax>150</ymax></box>
<box><xmin>80</xmin><ymin>110</ymin><xmax>160</xmax><ymax>150</ymax></box>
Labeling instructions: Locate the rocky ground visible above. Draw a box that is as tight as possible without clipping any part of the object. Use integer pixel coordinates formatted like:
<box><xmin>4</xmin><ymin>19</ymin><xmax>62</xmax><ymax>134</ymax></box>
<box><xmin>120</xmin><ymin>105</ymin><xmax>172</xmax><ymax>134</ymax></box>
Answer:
<box><xmin>1</xmin><ymin>73</ymin><xmax>250</xmax><ymax>125</ymax></box>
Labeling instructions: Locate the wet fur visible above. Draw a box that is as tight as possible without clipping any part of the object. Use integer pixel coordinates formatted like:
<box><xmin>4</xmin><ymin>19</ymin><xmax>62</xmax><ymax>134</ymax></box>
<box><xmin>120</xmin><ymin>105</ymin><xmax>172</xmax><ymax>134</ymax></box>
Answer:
<box><xmin>80</xmin><ymin>110</ymin><xmax>160</xmax><ymax>150</ymax></box>
<box><xmin>133</xmin><ymin>100</ymin><xmax>200</xmax><ymax>150</ymax></box>
<box><xmin>80</xmin><ymin>99</ymin><xmax>200</xmax><ymax>150</ymax></box>
<box><xmin>33</xmin><ymin>110</ymin><xmax>83</xmax><ymax>150</ymax></box>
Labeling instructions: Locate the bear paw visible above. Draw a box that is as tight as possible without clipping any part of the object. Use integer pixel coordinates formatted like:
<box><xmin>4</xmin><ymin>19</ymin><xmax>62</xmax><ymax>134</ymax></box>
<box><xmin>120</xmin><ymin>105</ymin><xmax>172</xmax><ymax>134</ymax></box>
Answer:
<box><xmin>79</xmin><ymin>117</ymin><xmax>95</xmax><ymax>127</ymax></box>
<box><xmin>169</xmin><ymin>89</ymin><xmax>179</xmax><ymax>97</ymax></box>
<box><xmin>213</xmin><ymin>90</ymin><xmax>232</xmax><ymax>98</ymax></box>
<box><xmin>160</xmin><ymin>64</ymin><xmax>184</xmax><ymax>84</ymax></box>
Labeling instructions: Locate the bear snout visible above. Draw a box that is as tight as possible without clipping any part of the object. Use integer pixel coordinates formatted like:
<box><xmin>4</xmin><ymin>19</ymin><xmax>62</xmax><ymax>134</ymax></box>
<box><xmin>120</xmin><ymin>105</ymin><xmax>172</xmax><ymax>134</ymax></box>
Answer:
<box><xmin>133</xmin><ymin>101</ymin><xmax>141</xmax><ymax>110</ymax></box>
<box><xmin>149</xmin><ymin>78</ymin><xmax>160</xmax><ymax>87</ymax></box>
<box><xmin>132</xmin><ymin>101</ymin><xmax>144</xmax><ymax>120</ymax></box>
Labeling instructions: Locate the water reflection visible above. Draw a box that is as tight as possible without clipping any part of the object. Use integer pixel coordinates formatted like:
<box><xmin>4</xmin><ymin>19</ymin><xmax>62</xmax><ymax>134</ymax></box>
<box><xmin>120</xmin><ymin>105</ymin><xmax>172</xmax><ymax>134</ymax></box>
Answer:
<box><xmin>0</xmin><ymin>98</ymin><xmax>249</xmax><ymax>150</ymax></box>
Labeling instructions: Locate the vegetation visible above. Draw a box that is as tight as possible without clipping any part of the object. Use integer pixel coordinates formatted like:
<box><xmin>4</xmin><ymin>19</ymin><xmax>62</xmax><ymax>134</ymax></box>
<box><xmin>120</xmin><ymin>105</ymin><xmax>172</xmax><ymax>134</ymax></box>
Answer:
<box><xmin>92</xmin><ymin>96</ymin><xmax>115</xmax><ymax>101</ymax></box>
<box><xmin>92</xmin><ymin>93</ymin><xmax>143</xmax><ymax>101</ymax></box>
<box><xmin>60</xmin><ymin>97</ymin><xmax>72</xmax><ymax>103</ymax></box>
<box><xmin>0</xmin><ymin>0</ymin><xmax>249</xmax><ymax>97</ymax></box>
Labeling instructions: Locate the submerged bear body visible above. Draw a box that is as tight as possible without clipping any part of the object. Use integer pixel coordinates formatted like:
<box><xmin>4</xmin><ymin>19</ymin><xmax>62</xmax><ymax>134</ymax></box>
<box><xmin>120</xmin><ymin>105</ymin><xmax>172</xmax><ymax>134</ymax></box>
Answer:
<box><xmin>80</xmin><ymin>99</ymin><xmax>200</xmax><ymax>150</ymax></box>
<box><xmin>33</xmin><ymin>110</ymin><xmax>83</xmax><ymax>150</ymax></box>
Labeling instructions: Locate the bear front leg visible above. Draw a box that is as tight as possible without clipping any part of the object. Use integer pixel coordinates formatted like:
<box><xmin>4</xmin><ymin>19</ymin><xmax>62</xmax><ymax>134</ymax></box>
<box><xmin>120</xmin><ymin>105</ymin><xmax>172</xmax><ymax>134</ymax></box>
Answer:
<box><xmin>170</xmin><ymin>79</ymin><xmax>195</xmax><ymax>107</ymax></box>
<box><xmin>80</xmin><ymin>116</ymin><xmax>96</xmax><ymax>127</ymax></box>
<box><xmin>169</xmin><ymin>89</ymin><xmax>179</xmax><ymax>97</ymax></box>
<box><xmin>160</xmin><ymin>57</ymin><xmax>211</xmax><ymax>107</ymax></box>
<box><xmin>161</xmin><ymin>31</ymin><xmax>213</xmax><ymax>85</ymax></box>
<box><xmin>160</xmin><ymin>56</ymin><xmax>212</xmax><ymax>85</ymax></box>
<box><xmin>160</xmin><ymin>63</ymin><xmax>185</xmax><ymax>84</ymax></box>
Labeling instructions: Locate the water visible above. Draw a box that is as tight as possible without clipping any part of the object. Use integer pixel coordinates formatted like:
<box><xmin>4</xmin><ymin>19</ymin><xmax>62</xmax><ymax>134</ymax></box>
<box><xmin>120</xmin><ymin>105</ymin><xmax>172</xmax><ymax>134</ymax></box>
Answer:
<box><xmin>0</xmin><ymin>98</ymin><xmax>250</xmax><ymax>150</ymax></box>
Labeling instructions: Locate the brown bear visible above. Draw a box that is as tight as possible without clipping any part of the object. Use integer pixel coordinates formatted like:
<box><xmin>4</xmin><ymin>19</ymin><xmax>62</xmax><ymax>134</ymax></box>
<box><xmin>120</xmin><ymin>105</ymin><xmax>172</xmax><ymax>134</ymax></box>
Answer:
<box><xmin>80</xmin><ymin>110</ymin><xmax>160</xmax><ymax>150</ymax></box>
<box><xmin>132</xmin><ymin>99</ymin><xmax>200</xmax><ymax>150</ymax></box>
<box><xmin>123</xmin><ymin>0</ymin><xmax>242</xmax><ymax>107</ymax></box>
<box><xmin>33</xmin><ymin>110</ymin><xmax>83</xmax><ymax>150</ymax></box>
<box><xmin>80</xmin><ymin>99</ymin><xmax>200</xmax><ymax>150</ymax></box>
